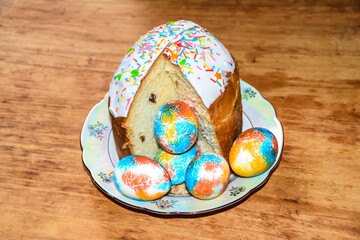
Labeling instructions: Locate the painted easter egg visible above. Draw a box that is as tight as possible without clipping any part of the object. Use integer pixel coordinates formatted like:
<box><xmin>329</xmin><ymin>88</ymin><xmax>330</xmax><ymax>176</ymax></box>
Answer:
<box><xmin>229</xmin><ymin>127</ymin><xmax>278</xmax><ymax>177</ymax></box>
<box><xmin>154</xmin><ymin>144</ymin><xmax>199</xmax><ymax>185</ymax></box>
<box><xmin>185</xmin><ymin>153</ymin><xmax>230</xmax><ymax>200</ymax></box>
<box><xmin>113</xmin><ymin>155</ymin><xmax>171</xmax><ymax>201</ymax></box>
<box><xmin>154</xmin><ymin>100</ymin><xmax>198</xmax><ymax>154</ymax></box>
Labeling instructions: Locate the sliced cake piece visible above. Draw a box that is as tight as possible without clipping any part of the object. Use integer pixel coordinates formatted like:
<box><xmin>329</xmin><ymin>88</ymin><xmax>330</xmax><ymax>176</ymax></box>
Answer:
<box><xmin>108</xmin><ymin>20</ymin><xmax>242</xmax><ymax>195</ymax></box>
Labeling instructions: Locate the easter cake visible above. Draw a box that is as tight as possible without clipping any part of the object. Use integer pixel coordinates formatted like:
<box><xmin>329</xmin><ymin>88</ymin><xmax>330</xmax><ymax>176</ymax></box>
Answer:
<box><xmin>108</xmin><ymin>20</ymin><xmax>242</xmax><ymax>195</ymax></box>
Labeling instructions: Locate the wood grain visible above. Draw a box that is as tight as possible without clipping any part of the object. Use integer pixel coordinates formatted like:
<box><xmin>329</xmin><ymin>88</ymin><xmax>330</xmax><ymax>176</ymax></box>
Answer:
<box><xmin>1</xmin><ymin>0</ymin><xmax>359</xmax><ymax>239</ymax></box>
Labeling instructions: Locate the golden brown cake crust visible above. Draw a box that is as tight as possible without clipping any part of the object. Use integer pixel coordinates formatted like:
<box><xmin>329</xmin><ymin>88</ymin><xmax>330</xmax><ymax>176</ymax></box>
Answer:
<box><xmin>208</xmin><ymin>59</ymin><xmax>242</xmax><ymax>160</ymax></box>
<box><xmin>110</xmin><ymin>114</ymin><xmax>131</xmax><ymax>158</ymax></box>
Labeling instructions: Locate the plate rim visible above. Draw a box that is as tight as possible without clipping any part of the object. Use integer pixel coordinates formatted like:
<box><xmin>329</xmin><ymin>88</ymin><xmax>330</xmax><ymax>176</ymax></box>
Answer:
<box><xmin>81</xmin><ymin>80</ymin><xmax>284</xmax><ymax>216</ymax></box>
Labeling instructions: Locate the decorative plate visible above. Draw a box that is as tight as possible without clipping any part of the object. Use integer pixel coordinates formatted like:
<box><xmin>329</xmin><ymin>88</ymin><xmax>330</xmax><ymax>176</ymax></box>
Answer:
<box><xmin>81</xmin><ymin>80</ymin><xmax>283</xmax><ymax>215</ymax></box>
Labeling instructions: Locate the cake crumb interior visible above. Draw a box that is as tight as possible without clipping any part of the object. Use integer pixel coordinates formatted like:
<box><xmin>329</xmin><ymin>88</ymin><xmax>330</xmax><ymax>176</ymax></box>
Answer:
<box><xmin>127</xmin><ymin>55</ymin><xmax>221</xmax><ymax>159</ymax></box>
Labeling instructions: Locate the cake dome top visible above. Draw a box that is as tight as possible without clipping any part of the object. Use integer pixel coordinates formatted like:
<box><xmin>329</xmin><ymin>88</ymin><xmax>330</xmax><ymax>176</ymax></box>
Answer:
<box><xmin>108</xmin><ymin>20</ymin><xmax>235</xmax><ymax>118</ymax></box>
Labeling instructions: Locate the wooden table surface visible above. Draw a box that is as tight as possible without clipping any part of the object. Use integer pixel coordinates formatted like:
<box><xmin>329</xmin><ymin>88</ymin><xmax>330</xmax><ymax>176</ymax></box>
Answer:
<box><xmin>1</xmin><ymin>0</ymin><xmax>359</xmax><ymax>239</ymax></box>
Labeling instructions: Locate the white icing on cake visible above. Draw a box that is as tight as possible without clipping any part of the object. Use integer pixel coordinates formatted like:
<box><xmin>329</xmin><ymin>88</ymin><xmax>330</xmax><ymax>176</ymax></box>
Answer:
<box><xmin>163</xmin><ymin>27</ymin><xmax>235</xmax><ymax>108</ymax></box>
<box><xmin>108</xmin><ymin>20</ymin><xmax>235</xmax><ymax>118</ymax></box>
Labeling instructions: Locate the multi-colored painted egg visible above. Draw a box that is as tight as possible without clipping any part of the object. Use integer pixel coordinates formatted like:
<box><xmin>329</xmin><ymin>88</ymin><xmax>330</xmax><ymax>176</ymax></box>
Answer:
<box><xmin>185</xmin><ymin>153</ymin><xmax>230</xmax><ymax>200</ymax></box>
<box><xmin>113</xmin><ymin>155</ymin><xmax>171</xmax><ymax>201</ymax></box>
<box><xmin>154</xmin><ymin>100</ymin><xmax>198</xmax><ymax>154</ymax></box>
<box><xmin>154</xmin><ymin>144</ymin><xmax>199</xmax><ymax>185</ymax></box>
<box><xmin>229</xmin><ymin>127</ymin><xmax>278</xmax><ymax>177</ymax></box>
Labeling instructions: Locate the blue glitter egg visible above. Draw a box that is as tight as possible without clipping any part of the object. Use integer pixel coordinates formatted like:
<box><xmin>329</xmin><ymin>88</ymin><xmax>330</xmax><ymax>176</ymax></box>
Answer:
<box><xmin>113</xmin><ymin>155</ymin><xmax>171</xmax><ymax>201</ymax></box>
<box><xmin>154</xmin><ymin>100</ymin><xmax>198</xmax><ymax>154</ymax></box>
<box><xmin>154</xmin><ymin>144</ymin><xmax>199</xmax><ymax>185</ymax></box>
<box><xmin>185</xmin><ymin>153</ymin><xmax>230</xmax><ymax>200</ymax></box>
<box><xmin>229</xmin><ymin>127</ymin><xmax>278</xmax><ymax>177</ymax></box>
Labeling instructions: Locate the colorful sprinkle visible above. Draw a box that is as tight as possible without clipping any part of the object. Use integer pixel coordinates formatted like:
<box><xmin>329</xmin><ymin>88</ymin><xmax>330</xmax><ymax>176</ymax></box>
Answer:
<box><xmin>179</xmin><ymin>59</ymin><xmax>186</xmax><ymax>65</ymax></box>
<box><xmin>131</xmin><ymin>69</ymin><xmax>139</xmax><ymax>78</ymax></box>
<box><xmin>108</xmin><ymin>20</ymin><xmax>235</xmax><ymax>118</ymax></box>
